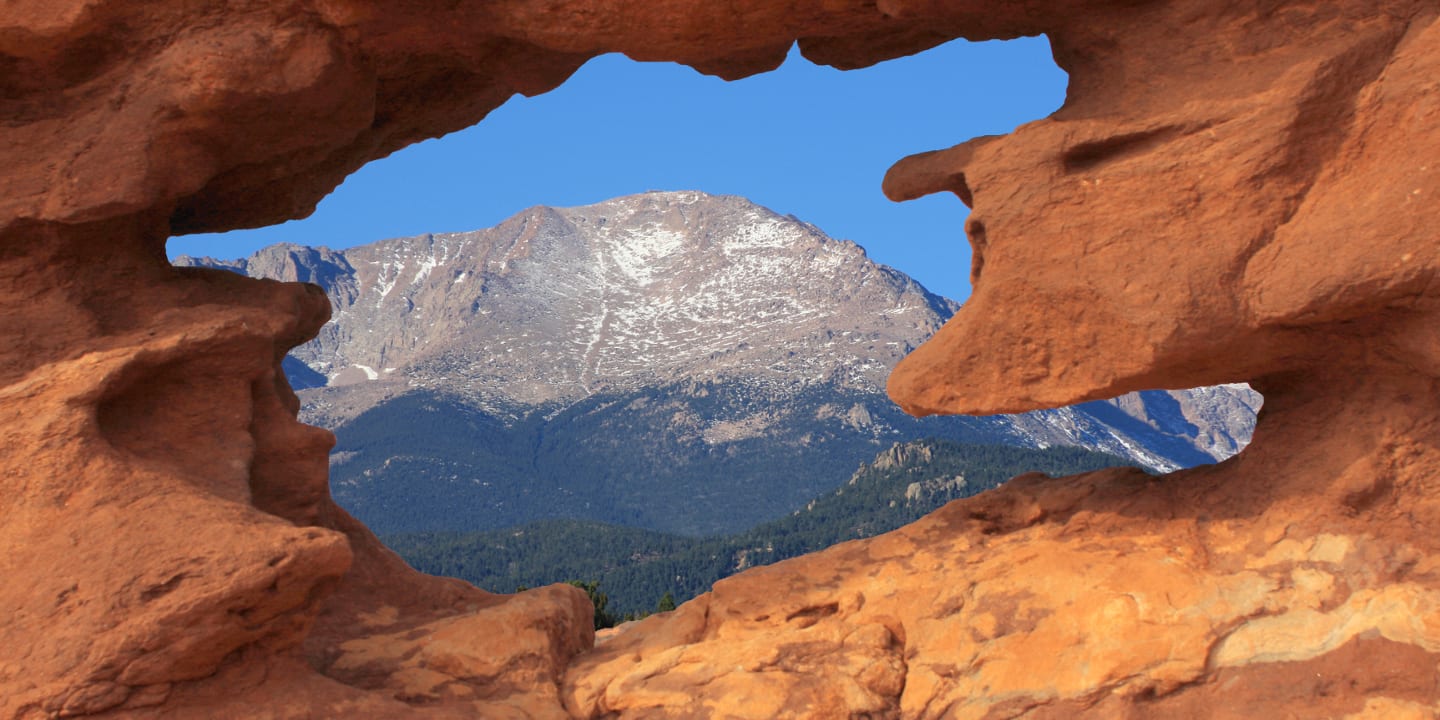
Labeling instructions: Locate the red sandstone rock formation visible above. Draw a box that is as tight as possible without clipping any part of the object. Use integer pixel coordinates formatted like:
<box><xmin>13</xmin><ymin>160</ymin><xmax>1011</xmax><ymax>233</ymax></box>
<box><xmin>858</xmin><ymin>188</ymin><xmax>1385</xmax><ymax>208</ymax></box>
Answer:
<box><xmin>2</xmin><ymin>0</ymin><xmax>1436</xmax><ymax>718</ymax></box>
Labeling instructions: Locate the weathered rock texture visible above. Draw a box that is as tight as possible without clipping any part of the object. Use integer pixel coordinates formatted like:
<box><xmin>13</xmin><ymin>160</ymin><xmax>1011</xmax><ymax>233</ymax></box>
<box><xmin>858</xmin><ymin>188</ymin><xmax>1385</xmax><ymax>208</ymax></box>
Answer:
<box><xmin>2</xmin><ymin>0</ymin><xmax>1436</xmax><ymax>719</ymax></box>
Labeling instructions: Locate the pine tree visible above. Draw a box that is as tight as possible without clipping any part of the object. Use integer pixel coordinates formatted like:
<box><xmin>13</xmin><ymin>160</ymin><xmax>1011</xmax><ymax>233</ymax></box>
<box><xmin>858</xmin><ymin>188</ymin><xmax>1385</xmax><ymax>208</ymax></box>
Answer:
<box><xmin>568</xmin><ymin>580</ymin><xmax>617</xmax><ymax>630</ymax></box>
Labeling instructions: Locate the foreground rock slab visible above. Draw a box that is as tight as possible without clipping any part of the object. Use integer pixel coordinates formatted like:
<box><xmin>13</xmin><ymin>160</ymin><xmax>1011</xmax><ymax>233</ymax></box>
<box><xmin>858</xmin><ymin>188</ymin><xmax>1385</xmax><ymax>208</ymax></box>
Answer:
<box><xmin>568</xmin><ymin>368</ymin><xmax>1440</xmax><ymax>717</ymax></box>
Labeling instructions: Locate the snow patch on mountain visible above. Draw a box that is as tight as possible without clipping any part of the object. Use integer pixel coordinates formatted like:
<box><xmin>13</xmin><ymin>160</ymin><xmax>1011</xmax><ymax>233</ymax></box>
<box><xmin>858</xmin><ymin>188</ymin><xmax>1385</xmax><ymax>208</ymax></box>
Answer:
<box><xmin>175</xmin><ymin>190</ymin><xmax>1258</xmax><ymax>471</ymax></box>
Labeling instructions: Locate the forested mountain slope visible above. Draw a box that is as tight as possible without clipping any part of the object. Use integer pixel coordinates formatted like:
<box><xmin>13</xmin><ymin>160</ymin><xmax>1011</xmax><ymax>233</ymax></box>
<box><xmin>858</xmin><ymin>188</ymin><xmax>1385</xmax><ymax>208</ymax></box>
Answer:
<box><xmin>385</xmin><ymin>439</ymin><xmax>1135</xmax><ymax>617</ymax></box>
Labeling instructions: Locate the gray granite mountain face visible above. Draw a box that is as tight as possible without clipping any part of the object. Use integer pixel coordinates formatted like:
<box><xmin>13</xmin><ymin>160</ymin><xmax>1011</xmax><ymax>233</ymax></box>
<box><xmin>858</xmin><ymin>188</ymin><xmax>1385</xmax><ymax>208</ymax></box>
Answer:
<box><xmin>176</xmin><ymin>191</ymin><xmax>1259</xmax><ymax>476</ymax></box>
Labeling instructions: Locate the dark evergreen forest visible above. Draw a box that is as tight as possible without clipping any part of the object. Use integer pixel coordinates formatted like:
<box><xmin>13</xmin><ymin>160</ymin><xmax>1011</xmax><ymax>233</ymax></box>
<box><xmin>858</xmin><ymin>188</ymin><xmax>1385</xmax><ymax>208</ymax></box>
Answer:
<box><xmin>330</xmin><ymin>383</ymin><xmax>1036</xmax><ymax>536</ymax></box>
<box><xmin>384</xmin><ymin>439</ymin><xmax>1134</xmax><ymax>618</ymax></box>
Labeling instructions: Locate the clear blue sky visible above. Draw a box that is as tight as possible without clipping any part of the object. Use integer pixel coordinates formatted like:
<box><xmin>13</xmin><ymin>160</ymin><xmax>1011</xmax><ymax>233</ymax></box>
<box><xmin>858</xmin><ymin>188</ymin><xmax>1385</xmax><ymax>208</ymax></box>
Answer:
<box><xmin>168</xmin><ymin>37</ymin><xmax>1066</xmax><ymax>302</ymax></box>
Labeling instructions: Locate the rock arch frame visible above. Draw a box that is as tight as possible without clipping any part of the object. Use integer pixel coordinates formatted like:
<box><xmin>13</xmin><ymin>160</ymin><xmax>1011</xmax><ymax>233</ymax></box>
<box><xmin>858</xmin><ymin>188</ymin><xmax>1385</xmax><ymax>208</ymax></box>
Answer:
<box><xmin>2</xmin><ymin>0</ymin><xmax>1438</xmax><ymax>717</ymax></box>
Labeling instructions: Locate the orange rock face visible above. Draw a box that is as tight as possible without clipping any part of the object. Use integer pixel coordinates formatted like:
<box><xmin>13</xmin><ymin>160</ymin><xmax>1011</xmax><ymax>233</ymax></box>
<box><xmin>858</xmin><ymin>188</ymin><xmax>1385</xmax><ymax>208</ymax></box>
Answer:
<box><xmin>2</xmin><ymin>0</ymin><xmax>1437</xmax><ymax>718</ymax></box>
<box><xmin>884</xmin><ymin>0</ymin><xmax>1440</xmax><ymax>416</ymax></box>
<box><xmin>570</xmin><ymin>367</ymin><xmax>1440</xmax><ymax>717</ymax></box>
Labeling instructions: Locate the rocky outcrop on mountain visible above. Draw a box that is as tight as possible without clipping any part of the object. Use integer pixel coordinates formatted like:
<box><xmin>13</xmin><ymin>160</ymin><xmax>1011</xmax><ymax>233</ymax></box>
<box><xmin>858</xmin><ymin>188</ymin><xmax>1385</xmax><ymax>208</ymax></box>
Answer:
<box><xmin>3</xmin><ymin>1</ymin><xmax>1437</xmax><ymax>720</ymax></box>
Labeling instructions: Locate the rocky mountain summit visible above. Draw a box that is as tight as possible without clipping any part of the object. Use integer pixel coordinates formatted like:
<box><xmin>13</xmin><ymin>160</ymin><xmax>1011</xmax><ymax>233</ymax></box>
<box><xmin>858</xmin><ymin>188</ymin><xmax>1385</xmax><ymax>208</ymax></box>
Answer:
<box><xmin>186</xmin><ymin>191</ymin><xmax>957</xmax><ymax>414</ymax></box>
<box><xmin>180</xmin><ymin>192</ymin><xmax>1258</xmax><ymax>535</ymax></box>
<box><xmin>181</xmin><ymin>191</ymin><xmax>1256</xmax><ymax>461</ymax></box>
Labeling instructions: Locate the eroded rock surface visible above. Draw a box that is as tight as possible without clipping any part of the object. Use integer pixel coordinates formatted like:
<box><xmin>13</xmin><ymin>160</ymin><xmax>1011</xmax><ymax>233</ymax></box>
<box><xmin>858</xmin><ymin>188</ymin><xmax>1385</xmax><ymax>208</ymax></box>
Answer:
<box><xmin>883</xmin><ymin>0</ymin><xmax>1439</xmax><ymax>415</ymax></box>
<box><xmin>2</xmin><ymin>0</ymin><xmax>1437</xmax><ymax>718</ymax></box>
<box><xmin>0</xmin><ymin>220</ymin><xmax>593</xmax><ymax>719</ymax></box>
<box><xmin>569</xmin><ymin>367</ymin><xmax>1440</xmax><ymax>718</ymax></box>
